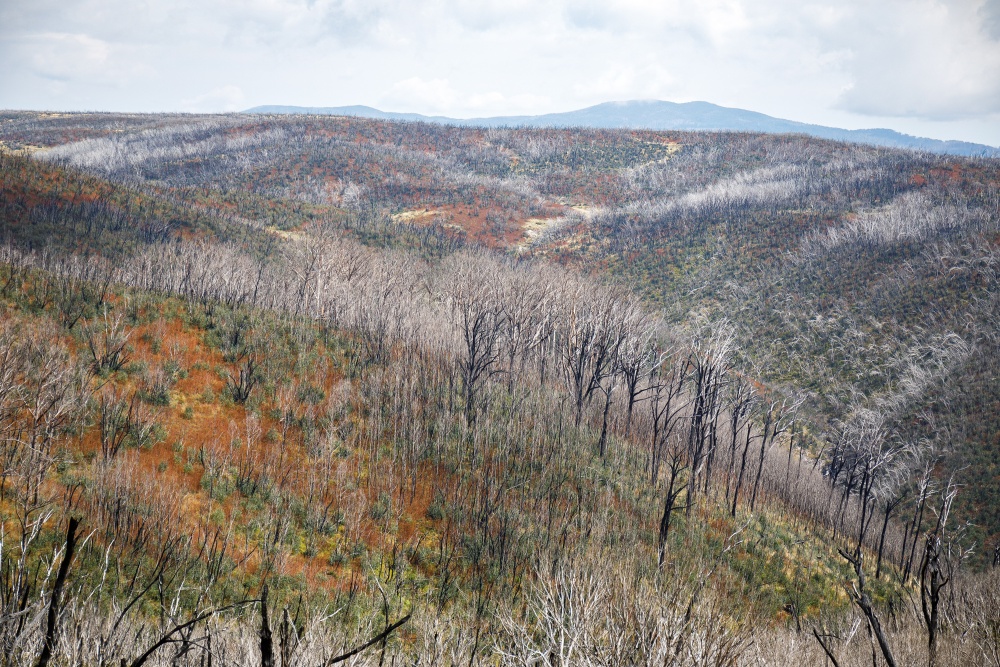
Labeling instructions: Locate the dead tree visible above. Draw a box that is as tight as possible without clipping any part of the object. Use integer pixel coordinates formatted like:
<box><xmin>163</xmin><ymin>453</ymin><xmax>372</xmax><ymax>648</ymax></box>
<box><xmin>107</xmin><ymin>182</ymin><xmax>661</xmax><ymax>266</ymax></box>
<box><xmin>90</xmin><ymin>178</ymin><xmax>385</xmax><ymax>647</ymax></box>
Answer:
<box><xmin>658</xmin><ymin>450</ymin><xmax>689</xmax><ymax>568</ymax></box>
<box><xmin>445</xmin><ymin>253</ymin><xmax>506</xmax><ymax>428</ymax></box>
<box><xmin>596</xmin><ymin>375</ymin><xmax>618</xmax><ymax>459</ymax></box>
<box><xmin>260</xmin><ymin>584</ymin><xmax>274</xmax><ymax>667</ymax></box>
<box><xmin>903</xmin><ymin>463</ymin><xmax>935</xmax><ymax>582</ymax></box>
<box><xmin>839</xmin><ymin>548</ymin><xmax>898</xmax><ymax>667</ymax></box>
<box><xmin>876</xmin><ymin>490</ymin><xmax>907</xmax><ymax>579</ymax></box>
<box><xmin>647</xmin><ymin>355</ymin><xmax>689</xmax><ymax>486</ymax></box>
<box><xmin>498</xmin><ymin>267</ymin><xmax>550</xmax><ymax>393</ymax></box>
<box><xmin>228</xmin><ymin>349</ymin><xmax>261</xmax><ymax>404</ymax></box>
<box><xmin>556</xmin><ymin>283</ymin><xmax>626</xmax><ymax>428</ymax></box>
<box><xmin>616</xmin><ymin>313</ymin><xmax>661</xmax><ymax>439</ymax></box>
<box><xmin>749</xmin><ymin>398</ymin><xmax>797</xmax><ymax>512</ymax></box>
<box><xmin>920</xmin><ymin>478</ymin><xmax>960</xmax><ymax>667</ymax></box>
<box><xmin>84</xmin><ymin>306</ymin><xmax>132</xmax><ymax>378</ymax></box>
<box><xmin>98</xmin><ymin>389</ymin><xmax>153</xmax><ymax>461</ymax></box>
<box><xmin>811</xmin><ymin>627</ymin><xmax>842</xmax><ymax>667</ymax></box>
<box><xmin>684</xmin><ymin>325</ymin><xmax>733</xmax><ymax>513</ymax></box>
<box><xmin>35</xmin><ymin>518</ymin><xmax>79</xmax><ymax>667</ymax></box>
<box><xmin>326</xmin><ymin>612</ymin><xmax>412</xmax><ymax>665</ymax></box>
<box><xmin>724</xmin><ymin>379</ymin><xmax>756</xmax><ymax>507</ymax></box>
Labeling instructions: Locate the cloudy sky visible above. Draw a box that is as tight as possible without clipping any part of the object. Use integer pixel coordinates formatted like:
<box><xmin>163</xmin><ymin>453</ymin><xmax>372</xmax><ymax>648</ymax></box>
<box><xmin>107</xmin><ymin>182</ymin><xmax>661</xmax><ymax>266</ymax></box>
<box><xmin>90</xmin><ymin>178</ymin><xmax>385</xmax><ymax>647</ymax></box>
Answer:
<box><xmin>2</xmin><ymin>0</ymin><xmax>999</xmax><ymax>146</ymax></box>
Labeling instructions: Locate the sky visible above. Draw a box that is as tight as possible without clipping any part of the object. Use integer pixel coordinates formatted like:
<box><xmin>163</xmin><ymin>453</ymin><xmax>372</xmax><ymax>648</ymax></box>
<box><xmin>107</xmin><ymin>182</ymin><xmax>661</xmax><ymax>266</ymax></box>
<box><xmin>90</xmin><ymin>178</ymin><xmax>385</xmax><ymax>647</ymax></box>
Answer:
<box><xmin>2</xmin><ymin>0</ymin><xmax>999</xmax><ymax>147</ymax></box>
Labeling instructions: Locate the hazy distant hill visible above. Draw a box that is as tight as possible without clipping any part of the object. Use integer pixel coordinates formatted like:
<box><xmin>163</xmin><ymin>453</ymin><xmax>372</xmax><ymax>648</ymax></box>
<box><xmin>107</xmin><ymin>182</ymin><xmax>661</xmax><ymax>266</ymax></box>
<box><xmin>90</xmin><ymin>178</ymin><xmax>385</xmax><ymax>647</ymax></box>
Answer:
<box><xmin>244</xmin><ymin>100</ymin><xmax>1000</xmax><ymax>157</ymax></box>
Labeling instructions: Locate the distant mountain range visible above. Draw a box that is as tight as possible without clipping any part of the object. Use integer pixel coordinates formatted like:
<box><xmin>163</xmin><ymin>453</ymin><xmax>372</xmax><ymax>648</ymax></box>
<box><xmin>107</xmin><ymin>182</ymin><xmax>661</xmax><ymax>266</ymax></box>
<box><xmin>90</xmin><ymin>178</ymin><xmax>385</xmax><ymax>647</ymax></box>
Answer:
<box><xmin>243</xmin><ymin>100</ymin><xmax>999</xmax><ymax>158</ymax></box>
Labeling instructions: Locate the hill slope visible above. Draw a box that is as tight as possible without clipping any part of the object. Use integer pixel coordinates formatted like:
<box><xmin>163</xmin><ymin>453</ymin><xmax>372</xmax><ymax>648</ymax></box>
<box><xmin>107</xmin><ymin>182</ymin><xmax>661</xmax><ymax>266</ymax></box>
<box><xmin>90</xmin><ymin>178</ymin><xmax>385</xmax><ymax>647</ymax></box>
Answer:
<box><xmin>244</xmin><ymin>100</ymin><xmax>1000</xmax><ymax>157</ymax></box>
<box><xmin>1</xmin><ymin>111</ymin><xmax>998</xmax><ymax>666</ymax></box>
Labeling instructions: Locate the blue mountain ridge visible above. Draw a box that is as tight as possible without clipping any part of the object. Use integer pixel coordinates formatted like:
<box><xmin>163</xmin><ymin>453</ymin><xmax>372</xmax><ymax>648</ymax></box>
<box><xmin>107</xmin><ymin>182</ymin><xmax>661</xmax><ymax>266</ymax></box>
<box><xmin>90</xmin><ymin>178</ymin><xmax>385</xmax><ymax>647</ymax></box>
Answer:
<box><xmin>243</xmin><ymin>100</ymin><xmax>999</xmax><ymax>158</ymax></box>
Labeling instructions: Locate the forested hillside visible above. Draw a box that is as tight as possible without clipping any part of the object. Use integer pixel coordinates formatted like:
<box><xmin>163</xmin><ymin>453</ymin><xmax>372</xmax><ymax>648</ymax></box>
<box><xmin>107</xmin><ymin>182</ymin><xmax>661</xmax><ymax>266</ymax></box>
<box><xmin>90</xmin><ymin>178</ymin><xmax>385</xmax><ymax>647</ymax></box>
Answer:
<box><xmin>0</xmin><ymin>110</ymin><xmax>998</xmax><ymax>666</ymax></box>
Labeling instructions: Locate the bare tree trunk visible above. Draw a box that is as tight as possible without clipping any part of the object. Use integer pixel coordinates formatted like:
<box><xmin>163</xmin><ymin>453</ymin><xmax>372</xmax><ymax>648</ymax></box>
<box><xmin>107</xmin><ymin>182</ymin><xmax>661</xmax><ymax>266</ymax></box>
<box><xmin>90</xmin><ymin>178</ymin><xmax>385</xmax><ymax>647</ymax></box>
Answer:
<box><xmin>36</xmin><ymin>518</ymin><xmax>79</xmax><ymax>667</ymax></box>
<box><xmin>260</xmin><ymin>585</ymin><xmax>274</xmax><ymax>667</ymax></box>
<box><xmin>658</xmin><ymin>453</ymin><xmax>687</xmax><ymax>569</ymax></box>
<box><xmin>732</xmin><ymin>424</ymin><xmax>753</xmax><ymax>517</ymax></box>
<box><xmin>812</xmin><ymin>628</ymin><xmax>842</xmax><ymax>667</ymax></box>
<box><xmin>904</xmin><ymin>481</ymin><xmax>930</xmax><ymax>582</ymax></box>
<box><xmin>920</xmin><ymin>482</ymin><xmax>958</xmax><ymax>667</ymax></box>
<box><xmin>749</xmin><ymin>411</ymin><xmax>773</xmax><ymax>512</ymax></box>
<box><xmin>598</xmin><ymin>384</ymin><xmax>614</xmax><ymax>459</ymax></box>
<box><xmin>876</xmin><ymin>494</ymin><xmax>904</xmax><ymax>579</ymax></box>
<box><xmin>840</xmin><ymin>548</ymin><xmax>898</xmax><ymax>667</ymax></box>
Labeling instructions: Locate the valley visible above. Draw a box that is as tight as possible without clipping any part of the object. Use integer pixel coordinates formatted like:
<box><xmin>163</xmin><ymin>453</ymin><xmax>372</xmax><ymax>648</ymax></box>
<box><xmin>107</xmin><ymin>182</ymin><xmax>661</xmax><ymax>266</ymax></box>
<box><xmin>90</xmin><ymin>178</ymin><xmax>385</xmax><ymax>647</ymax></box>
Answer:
<box><xmin>0</xmin><ymin>110</ymin><xmax>998</xmax><ymax>666</ymax></box>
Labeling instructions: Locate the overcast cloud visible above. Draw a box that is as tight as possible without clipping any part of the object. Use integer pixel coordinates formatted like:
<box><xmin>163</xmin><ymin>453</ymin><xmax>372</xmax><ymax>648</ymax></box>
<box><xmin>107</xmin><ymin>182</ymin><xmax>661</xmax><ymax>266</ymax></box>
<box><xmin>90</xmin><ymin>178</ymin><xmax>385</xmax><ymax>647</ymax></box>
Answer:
<box><xmin>1</xmin><ymin>0</ymin><xmax>998</xmax><ymax>146</ymax></box>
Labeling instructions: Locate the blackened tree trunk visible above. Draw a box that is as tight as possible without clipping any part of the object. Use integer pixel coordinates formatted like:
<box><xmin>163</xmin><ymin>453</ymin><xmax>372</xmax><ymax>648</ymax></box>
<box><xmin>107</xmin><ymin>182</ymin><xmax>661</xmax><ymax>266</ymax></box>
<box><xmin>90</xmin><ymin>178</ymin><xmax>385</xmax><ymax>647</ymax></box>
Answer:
<box><xmin>598</xmin><ymin>382</ymin><xmax>615</xmax><ymax>459</ymax></box>
<box><xmin>658</xmin><ymin>453</ymin><xmax>688</xmax><ymax>569</ymax></box>
<box><xmin>36</xmin><ymin>518</ymin><xmax>79</xmax><ymax>667</ymax></box>
<box><xmin>840</xmin><ymin>548</ymin><xmax>898</xmax><ymax>667</ymax></box>
<box><xmin>259</xmin><ymin>585</ymin><xmax>274</xmax><ymax>667</ymax></box>
<box><xmin>876</xmin><ymin>493</ymin><xmax>905</xmax><ymax>579</ymax></box>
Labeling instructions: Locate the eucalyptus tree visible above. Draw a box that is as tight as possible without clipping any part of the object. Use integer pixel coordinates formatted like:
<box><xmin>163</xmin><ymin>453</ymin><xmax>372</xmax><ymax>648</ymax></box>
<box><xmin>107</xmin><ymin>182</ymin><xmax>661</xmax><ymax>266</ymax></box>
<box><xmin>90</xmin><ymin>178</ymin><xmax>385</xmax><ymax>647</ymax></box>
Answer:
<box><xmin>685</xmin><ymin>324</ymin><xmax>734</xmax><ymax>512</ymax></box>
<box><xmin>442</xmin><ymin>251</ymin><xmax>508</xmax><ymax>428</ymax></box>
<box><xmin>554</xmin><ymin>280</ymin><xmax>626</xmax><ymax>429</ymax></box>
